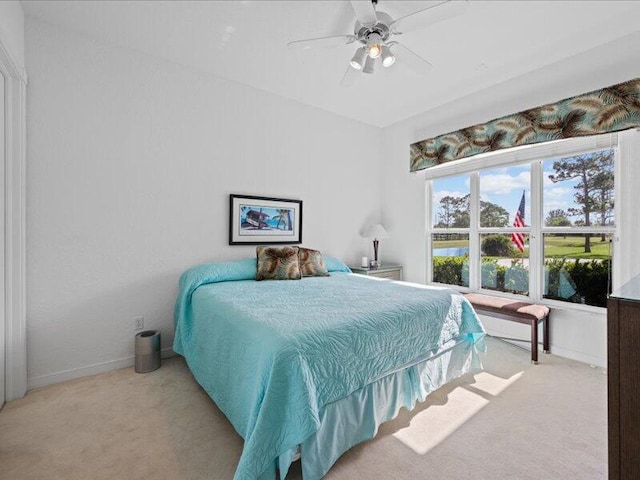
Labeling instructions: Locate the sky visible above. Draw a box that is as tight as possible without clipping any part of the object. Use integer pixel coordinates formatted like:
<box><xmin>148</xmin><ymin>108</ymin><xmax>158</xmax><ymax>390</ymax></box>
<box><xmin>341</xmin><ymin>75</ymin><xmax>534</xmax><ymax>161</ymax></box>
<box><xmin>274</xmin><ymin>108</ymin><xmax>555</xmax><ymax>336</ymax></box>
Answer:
<box><xmin>431</xmin><ymin>154</ymin><xmax>615</xmax><ymax>227</ymax></box>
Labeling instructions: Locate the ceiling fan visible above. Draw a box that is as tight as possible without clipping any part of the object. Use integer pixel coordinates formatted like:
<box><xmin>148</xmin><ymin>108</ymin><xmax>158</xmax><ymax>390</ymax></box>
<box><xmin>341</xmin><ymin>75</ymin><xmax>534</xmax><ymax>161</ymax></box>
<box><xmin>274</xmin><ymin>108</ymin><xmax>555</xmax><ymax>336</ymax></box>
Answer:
<box><xmin>288</xmin><ymin>0</ymin><xmax>469</xmax><ymax>86</ymax></box>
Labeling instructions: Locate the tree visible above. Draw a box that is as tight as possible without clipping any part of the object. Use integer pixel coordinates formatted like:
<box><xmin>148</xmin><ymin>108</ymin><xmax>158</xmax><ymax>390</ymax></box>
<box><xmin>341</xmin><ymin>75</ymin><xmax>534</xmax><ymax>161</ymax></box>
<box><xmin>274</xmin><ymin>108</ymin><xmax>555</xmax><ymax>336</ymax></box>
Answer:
<box><xmin>545</xmin><ymin>209</ymin><xmax>572</xmax><ymax>227</ymax></box>
<box><xmin>436</xmin><ymin>196</ymin><xmax>459</xmax><ymax>228</ymax></box>
<box><xmin>272</xmin><ymin>209</ymin><xmax>291</xmax><ymax>230</ymax></box>
<box><xmin>480</xmin><ymin>201</ymin><xmax>510</xmax><ymax>227</ymax></box>
<box><xmin>436</xmin><ymin>194</ymin><xmax>470</xmax><ymax>228</ymax></box>
<box><xmin>451</xmin><ymin>194</ymin><xmax>471</xmax><ymax>228</ymax></box>
<box><xmin>593</xmin><ymin>163</ymin><xmax>614</xmax><ymax>240</ymax></box>
<box><xmin>548</xmin><ymin>150</ymin><xmax>614</xmax><ymax>252</ymax></box>
<box><xmin>436</xmin><ymin>194</ymin><xmax>509</xmax><ymax>228</ymax></box>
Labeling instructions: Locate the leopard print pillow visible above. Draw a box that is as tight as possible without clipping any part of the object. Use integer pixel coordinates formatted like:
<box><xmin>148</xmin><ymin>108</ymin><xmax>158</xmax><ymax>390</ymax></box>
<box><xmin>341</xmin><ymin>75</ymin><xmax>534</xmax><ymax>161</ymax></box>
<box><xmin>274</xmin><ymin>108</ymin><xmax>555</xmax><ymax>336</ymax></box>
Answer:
<box><xmin>298</xmin><ymin>247</ymin><xmax>329</xmax><ymax>277</ymax></box>
<box><xmin>255</xmin><ymin>246</ymin><xmax>302</xmax><ymax>281</ymax></box>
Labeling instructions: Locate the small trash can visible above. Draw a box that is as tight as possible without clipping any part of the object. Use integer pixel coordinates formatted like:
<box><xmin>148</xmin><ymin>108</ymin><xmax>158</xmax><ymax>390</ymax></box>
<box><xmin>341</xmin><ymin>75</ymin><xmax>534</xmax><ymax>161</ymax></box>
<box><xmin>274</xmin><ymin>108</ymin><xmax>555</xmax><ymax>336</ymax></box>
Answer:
<box><xmin>135</xmin><ymin>330</ymin><xmax>161</xmax><ymax>373</ymax></box>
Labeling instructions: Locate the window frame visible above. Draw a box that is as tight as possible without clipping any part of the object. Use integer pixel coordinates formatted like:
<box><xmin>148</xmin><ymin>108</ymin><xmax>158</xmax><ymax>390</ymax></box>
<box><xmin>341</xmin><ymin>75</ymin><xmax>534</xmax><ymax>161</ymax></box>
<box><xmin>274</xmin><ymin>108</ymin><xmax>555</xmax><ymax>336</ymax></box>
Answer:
<box><xmin>426</xmin><ymin>133</ymin><xmax>618</xmax><ymax>312</ymax></box>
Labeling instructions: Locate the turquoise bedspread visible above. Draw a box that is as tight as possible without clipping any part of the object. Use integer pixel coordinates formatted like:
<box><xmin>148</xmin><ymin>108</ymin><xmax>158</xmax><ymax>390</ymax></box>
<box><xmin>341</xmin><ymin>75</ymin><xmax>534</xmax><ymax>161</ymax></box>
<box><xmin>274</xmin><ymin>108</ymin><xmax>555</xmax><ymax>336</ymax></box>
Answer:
<box><xmin>173</xmin><ymin>258</ymin><xmax>484</xmax><ymax>480</ymax></box>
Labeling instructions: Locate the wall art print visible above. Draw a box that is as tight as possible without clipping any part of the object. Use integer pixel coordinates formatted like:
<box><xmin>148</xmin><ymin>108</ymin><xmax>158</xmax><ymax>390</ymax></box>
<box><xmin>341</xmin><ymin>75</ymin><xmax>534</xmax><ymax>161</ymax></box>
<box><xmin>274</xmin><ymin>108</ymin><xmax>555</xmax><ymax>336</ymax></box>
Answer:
<box><xmin>229</xmin><ymin>194</ymin><xmax>302</xmax><ymax>245</ymax></box>
<box><xmin>410</xmin><ymin>77</ymin><xmax>640</xmax><ymax>172</ymax></box>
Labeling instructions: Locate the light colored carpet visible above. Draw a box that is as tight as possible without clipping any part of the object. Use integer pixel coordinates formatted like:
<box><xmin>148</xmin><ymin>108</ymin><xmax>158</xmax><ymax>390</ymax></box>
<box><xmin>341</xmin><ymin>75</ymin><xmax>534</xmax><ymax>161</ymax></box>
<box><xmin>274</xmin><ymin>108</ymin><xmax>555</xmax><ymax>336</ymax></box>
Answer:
<box><xmin>0</xmin><ymin>338</ymin><xmax>607</xmax><ymax>480</ymax></box>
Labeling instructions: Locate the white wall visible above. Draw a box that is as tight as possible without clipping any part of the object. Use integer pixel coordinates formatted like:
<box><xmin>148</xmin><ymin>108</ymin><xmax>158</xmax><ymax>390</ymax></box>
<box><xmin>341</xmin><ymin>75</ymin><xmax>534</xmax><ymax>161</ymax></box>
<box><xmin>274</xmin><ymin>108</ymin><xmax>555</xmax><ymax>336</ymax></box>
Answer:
<box><xmin>381</xmin><ymin>31</ymin><xmax>640</xmax><ymax>368</ymax></box>
<box><xmin>25</xmin><ymin>19</ymin><xmax>382</xmax><ymax>388</ymax></box>
<box><xmin>24</xmin><ymin>12</ymin><xmax>640</xmax><ymax>388</ymax></box>
<box><xmin>0</xmin><ymin>1</ymin><xmax>25</xmax><ymax>71</ymax></box>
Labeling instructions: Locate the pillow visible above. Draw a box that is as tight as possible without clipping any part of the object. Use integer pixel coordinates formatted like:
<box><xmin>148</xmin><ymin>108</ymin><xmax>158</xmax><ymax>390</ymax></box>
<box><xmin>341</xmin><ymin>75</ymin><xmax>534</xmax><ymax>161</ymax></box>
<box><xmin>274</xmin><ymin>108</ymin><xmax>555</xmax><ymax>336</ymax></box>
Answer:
<box><xmin>323</xmin><ymin>256</ymin><xmax>352</xmax><ymax>273</ymax></box>
<box><xmin>256</xmin><ymin>246</ymin><xmax>302</xmax><ymax>281</ymax></box>
<box><xmin>298</xmin><ymin>247</ymin><xmax>330</xmax><ymax>277</ymax></box>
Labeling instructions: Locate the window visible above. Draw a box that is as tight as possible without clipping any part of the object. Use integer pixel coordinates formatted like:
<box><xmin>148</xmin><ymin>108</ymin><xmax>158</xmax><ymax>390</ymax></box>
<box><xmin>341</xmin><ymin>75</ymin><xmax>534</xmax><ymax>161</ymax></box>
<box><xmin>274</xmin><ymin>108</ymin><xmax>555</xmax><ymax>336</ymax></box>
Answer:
<box><xmin>427</xmin><ymin>140</ymin><xmax>616</xmax><ymax>309</ymax></box>
<box><xmin>432</xmin><ymin>233</ymin><xmax>470</xmax><ymax>287</ymax></box>
<box><xmin>480</xmin><ymin>233</ymin><xmax>530</xmax><ymax>295</ymax></box>
<box><xmin>431</xmin><ymin>175</ymin><xmax>470</xmax><ymax>286</ymax></box>
<box><xmin>479</xmin><ymin>165</ymin><xmax>531</xmax><ymax>295</ymax></box>
<box><xmin>541</xmin><ymin>150</ymin><xmax>614</xmax><ymax>306</ymax></box>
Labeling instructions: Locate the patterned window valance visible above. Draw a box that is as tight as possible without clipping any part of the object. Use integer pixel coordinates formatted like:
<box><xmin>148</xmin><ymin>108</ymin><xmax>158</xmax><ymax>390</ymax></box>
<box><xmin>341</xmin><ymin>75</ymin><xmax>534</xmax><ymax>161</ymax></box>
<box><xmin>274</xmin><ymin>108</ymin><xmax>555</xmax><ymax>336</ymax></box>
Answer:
<box><xmin>410</xmin><ymin>78</ymin><xmax>640</xmax><ymax>172</ymax></box>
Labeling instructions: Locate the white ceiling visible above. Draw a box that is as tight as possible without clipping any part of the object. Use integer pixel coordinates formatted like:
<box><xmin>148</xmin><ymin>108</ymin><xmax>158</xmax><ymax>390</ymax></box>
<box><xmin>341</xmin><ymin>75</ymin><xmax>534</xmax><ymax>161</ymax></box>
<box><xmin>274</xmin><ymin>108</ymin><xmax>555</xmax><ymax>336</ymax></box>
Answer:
<box><xmin>21</xmin><ymin>0</ymin><xmax>640</xmax><ymax>127</ymax></box>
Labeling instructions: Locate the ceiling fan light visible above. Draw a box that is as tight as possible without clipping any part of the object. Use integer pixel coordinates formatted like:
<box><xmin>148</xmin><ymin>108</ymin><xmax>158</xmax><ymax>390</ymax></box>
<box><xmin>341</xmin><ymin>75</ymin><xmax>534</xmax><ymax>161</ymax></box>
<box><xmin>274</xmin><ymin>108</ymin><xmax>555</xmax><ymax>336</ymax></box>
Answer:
<box><xmin>366</xmin><ymin>33</ymin><xmax>382</xmax><ymax>59</ymax></box>
<box><xmin>381</xmin><ymin>45</ymin><xmax>395</xmax><ymax>67</ymax></box>
<box><xmin>363</xmin><ymin>56</ymin><xmax>375</xmax><ymax>74</ymax></box>
<box><xmin>349</xmin><ymin>48</ymin><xmax>367</xmax><ymax>70</ymax></box>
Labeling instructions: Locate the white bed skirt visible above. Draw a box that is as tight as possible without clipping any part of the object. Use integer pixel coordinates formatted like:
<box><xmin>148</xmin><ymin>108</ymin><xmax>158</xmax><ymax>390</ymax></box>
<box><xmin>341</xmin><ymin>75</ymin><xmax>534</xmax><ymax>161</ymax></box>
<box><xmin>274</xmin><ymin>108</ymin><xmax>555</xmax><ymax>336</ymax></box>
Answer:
<box><xmin>274</xmin><ymin>337</ymin><xmax>484</xmax><ymax>480</ymax></box>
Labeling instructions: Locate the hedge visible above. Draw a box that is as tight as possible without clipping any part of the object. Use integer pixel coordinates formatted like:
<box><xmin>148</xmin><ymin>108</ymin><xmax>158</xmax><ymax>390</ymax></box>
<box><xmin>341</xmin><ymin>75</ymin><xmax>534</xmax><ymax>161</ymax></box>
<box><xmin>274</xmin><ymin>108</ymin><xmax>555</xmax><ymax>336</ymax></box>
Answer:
<box><xmin>544</xmin><ymin>258</ymin><xmax>611</xmax><ymax>307</ymax></box>
<box><xmin>432</xmin><ymin>256</ymin><xmax>610</xmax><ymax>307</ymax></box>
<box><xmin>432</xmin><ymin>256</ymin><xmax>468</xmax><ymax>287</ymax></box>
<box><xmin>481</xmin><ymin>235</ymin><xmax>516</xmax><ymax>257</ymax></box>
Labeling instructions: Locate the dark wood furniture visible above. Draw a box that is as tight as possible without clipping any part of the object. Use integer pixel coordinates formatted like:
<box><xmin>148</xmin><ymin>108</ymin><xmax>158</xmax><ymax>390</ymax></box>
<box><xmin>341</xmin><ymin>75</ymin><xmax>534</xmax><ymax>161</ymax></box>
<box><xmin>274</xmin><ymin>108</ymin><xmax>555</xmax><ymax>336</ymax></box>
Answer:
<box><xmin>608</xmin><ymin>280</ymin><xmax>640</xmax><ymax>480</ymax></box>
<box><xmin>464</xmin><ymin>293</ymin><xmax>550</xmax><ymax>364</ymax></box>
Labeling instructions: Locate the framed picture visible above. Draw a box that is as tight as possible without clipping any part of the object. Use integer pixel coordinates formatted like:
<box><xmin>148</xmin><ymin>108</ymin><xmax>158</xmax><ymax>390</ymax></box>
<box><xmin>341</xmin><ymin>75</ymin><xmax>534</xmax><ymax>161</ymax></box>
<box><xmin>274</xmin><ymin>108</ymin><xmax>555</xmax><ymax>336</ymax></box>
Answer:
<box><xmin>229</xmin><ymin>194</ymin><xmax>303</xmax><ymax>245</ymax></box>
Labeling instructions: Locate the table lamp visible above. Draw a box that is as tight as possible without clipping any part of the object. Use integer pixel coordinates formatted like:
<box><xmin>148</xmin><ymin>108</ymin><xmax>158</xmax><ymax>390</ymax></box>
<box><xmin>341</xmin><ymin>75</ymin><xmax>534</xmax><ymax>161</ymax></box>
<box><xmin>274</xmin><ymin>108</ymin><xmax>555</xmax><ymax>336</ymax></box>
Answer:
<box><xmin>363</xmin><ymin>224</ymin><xmax>389</xmax><ymax>269</ymax></box>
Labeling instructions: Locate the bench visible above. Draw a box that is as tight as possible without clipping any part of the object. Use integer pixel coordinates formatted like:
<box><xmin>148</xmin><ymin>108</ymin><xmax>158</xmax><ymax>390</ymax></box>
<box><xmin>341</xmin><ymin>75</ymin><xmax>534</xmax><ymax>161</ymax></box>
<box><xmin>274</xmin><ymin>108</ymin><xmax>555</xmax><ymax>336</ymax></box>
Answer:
<box><xmin>464</xmin><ymin>293</ymin><xmax>550</xmax><ymax>364</ymax></box>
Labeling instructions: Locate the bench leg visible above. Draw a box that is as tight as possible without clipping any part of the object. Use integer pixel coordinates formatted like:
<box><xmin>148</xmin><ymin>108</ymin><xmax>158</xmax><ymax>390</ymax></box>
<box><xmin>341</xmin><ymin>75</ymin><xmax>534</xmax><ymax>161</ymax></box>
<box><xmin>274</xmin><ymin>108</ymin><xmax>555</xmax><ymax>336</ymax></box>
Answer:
<box><xmin>543</xmin><ymin>315</ymin><xmax>550</xmax><ymax>354</ymax></box>
<box><xmin>531</xmin><ymin>319</ymin><xmax>538</xmax><ymax>364</ymax></box>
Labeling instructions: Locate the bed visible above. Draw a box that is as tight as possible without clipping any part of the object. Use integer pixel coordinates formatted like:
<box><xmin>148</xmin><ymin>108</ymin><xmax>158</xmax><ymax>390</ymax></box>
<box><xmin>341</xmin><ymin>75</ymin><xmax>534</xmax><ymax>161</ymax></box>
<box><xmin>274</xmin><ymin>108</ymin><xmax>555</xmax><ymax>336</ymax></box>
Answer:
<box><xmin>173</xmin><ymin>257</ymin><xmax>485</xmax><ymax>480</ymax></box>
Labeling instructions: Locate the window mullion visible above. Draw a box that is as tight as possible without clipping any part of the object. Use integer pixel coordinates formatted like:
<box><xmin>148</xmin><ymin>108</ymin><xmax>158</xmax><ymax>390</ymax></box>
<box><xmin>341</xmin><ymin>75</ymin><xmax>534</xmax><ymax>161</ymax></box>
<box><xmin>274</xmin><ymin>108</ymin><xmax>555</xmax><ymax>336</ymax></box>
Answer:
<box><xmin>425</xmin><ymin>180</ymin><xmax>432</xmax><ymax>284</ymax></box>
<box><xmin>612</xmin><ymin>143</ymin><xmax>622</xmax><ymax>291</ymax></box>
<box><xmin>431</xmin><ymin>228</ymin><xmax>471</xmax><ymax>234</ymax></box>
<box><xmin>469</xmin><ymin>172</ymin><xmax>480</xmax><ymax>290</ymax></box>
<box><xmin>530</xmin><ymin>160</ymin><xmax>543</xmax><ymax>301</ymax></box>
<box><xmin>479</xmin><ymin>227</ymin><xmax>532</xmax><ymax>234</ymax></box>
<box><xmin>540</xmin><ymin>227</ymin><xmax>616</xmax><ymax>234</ymax></box>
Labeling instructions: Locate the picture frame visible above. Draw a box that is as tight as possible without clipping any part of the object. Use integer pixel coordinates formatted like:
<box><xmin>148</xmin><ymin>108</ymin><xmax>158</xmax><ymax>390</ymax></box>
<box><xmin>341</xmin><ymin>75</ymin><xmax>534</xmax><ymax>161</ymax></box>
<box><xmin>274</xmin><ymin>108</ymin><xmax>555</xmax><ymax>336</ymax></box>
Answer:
<box><xmin>229</xmin><ymin>194</ymin><xmax>303</xmax><ymax>245</ymax></box>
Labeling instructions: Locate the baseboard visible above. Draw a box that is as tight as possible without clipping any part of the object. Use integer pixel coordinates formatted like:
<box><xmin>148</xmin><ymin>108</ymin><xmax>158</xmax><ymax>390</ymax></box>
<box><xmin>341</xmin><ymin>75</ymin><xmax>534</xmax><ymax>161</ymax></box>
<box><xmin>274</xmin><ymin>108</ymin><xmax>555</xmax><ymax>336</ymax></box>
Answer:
<box><xmin>482</xmin><ymin>328</ymin><xmax>606</xmax><ymax>370</ymax></box>
<box><xmin>478</xmin><ymin>313</ymin><xmax>607</xmax><ymax>368</ymax></box>
<box><xmin>27</xmin><ymin>348</ymin><xmax>177</xmax><ymax>391</ymax></box>
<box><xmin>547</xmin><ymin>344</ymin><xmax>606</xmax><ymax>369</ymax></box>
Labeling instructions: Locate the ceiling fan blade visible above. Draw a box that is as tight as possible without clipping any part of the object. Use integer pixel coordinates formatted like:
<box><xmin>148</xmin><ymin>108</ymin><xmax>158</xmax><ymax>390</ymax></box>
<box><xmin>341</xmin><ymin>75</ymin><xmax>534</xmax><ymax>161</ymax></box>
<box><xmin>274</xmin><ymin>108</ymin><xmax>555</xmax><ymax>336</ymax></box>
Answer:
<box><xmin>390</xmin><ymin>43</ymin><xmax>433</xmax><ymax>75</ymax></box>
<box><xmin>287</xmin><ymin>34</ymin><xmax>356</xmax><ymax>50</ymax></box>
<box><xmin>350</xmin><ymin>0</ymin><xmax>378</xmax><ymax>27</ymax></box>
<box><xmin>340</xmin><ymin>66</ymin><xmax>361</xmax><ymax>87</ymax></box>
<box><xmin>390</xmin><ymin>0</ymin><xmax>469</xmax><ymax>34</ymax></box>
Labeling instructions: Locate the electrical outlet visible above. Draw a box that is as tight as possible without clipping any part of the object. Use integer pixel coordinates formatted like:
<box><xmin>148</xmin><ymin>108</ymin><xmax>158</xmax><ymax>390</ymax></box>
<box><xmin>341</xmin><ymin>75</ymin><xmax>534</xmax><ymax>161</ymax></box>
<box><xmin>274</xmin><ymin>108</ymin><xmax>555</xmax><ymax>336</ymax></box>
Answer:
<box><xmin>133</xmin><ymin>316</ymin><xmax>144</xmax><ymax>330</ymax></box>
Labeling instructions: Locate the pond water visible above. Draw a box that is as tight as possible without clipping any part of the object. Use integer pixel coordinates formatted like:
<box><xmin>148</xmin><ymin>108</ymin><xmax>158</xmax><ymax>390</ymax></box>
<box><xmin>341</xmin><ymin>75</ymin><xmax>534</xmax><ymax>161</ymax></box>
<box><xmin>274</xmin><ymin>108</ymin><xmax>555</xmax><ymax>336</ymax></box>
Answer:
<box><xmin>433</xmin><ymin>246</ymin><xmax>470</xmax><ymax>256</ymax></box>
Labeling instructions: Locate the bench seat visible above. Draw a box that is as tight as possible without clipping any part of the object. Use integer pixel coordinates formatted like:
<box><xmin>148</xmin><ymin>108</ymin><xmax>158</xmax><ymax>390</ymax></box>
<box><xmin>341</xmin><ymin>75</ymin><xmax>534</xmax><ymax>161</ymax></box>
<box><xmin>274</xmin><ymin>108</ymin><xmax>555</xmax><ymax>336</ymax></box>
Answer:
<box><xmin>464</xmin><ymin>293</ymin><xmax>550</xmax><ymax>364</ymax></box>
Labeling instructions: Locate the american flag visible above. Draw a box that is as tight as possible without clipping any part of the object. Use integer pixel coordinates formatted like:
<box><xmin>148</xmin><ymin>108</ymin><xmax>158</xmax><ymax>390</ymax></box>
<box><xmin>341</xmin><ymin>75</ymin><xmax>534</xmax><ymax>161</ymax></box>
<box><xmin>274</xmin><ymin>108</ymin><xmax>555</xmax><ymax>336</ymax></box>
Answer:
<box><xmin>511</xmin><ymin>191</ymin><xmax>526</xmax><ymax>253</ymax></box>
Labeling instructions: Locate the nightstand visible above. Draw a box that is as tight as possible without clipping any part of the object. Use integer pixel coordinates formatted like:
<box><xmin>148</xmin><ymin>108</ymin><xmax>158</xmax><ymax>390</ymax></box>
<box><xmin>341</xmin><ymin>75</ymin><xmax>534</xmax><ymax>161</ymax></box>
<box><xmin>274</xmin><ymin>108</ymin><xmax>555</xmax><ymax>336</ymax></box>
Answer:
<box><xmin>349</xmin><ymin>265</ymin><xmax>403</xmax><ymax>281</ymax></box>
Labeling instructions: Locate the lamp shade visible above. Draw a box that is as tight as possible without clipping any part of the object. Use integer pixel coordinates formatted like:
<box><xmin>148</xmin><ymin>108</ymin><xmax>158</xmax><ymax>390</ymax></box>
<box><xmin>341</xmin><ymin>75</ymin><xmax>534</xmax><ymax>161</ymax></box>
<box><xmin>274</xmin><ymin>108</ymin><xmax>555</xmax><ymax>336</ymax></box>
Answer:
<box><xmin>363</xmin><ymin>224</ymin><xmax>389</xmax><ymax>239</ymax></box>
<box><xmin>381</xmin><ymin>45</ymin><xmax>395</xmax><ymax>67</ymax></box>
<box><xmin>362</xmin><ymin>55</ymin><xmax>375</xmax><ymax>74</ymax></box>
<box><xmin>349</xmin><ymin>48</ymin><xmax>367</xmax><ymax>70</ymax></box>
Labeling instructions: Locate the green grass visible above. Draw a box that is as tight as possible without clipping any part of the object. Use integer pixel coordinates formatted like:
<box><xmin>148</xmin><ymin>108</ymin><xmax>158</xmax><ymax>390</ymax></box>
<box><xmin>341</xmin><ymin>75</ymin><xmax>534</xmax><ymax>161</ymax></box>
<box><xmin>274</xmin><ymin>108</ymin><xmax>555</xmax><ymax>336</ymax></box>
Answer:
<box><xmin>433</xmin><ymin>235</ymin><xmax>611</xmax><ymax>259</ymax></box>
<box><xmin>432</xmin><ymin>239</ymin><xmax>469</xmax><ymax>248</ymax></box>
<box><xmin>543</xmin><ymin>236</ymin><xmax>611</xmax><ymax>259</ymax></box>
